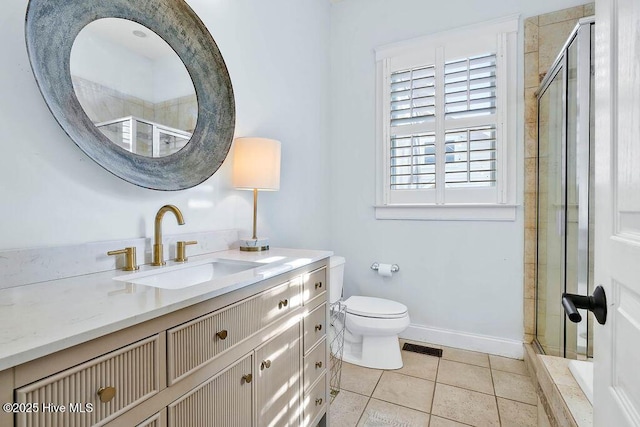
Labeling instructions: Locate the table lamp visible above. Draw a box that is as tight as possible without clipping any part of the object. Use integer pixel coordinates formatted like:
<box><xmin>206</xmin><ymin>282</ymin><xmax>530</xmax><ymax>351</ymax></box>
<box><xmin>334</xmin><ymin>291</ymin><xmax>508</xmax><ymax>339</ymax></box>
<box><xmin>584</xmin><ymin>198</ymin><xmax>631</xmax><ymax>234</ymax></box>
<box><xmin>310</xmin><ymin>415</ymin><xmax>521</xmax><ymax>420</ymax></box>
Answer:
<box><xmin>232</xmin><ymin>137</ymin><xmax>281</xmax><ymax>251</ymax></box>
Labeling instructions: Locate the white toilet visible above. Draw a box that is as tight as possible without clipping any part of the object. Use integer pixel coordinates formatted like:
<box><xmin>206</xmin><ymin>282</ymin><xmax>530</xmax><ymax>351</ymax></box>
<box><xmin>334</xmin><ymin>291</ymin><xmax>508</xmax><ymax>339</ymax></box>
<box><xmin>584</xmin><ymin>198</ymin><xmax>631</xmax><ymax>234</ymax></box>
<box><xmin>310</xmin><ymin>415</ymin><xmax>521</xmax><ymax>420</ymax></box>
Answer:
<box><xmin>329</xmin><ymin>256</ymin><xmax>410</xmax><ymax>370</ymax></box>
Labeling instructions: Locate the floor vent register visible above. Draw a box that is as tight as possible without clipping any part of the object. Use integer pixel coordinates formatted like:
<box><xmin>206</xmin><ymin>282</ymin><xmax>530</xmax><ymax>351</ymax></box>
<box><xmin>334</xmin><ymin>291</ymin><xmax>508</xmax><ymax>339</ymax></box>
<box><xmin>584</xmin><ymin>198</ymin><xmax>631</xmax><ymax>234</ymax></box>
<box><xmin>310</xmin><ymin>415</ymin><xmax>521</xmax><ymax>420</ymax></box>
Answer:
<box><xmin>402</xmin><ymin>343</ymin><xmax>443</xmax><ymax>357</ymax></box>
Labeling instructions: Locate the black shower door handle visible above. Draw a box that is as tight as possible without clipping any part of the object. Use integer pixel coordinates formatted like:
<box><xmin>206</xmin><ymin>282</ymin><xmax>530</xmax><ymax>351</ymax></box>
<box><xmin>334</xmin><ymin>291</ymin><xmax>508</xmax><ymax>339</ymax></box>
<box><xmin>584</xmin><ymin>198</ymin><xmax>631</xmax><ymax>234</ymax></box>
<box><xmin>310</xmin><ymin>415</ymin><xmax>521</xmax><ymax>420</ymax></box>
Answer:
<box><xmin>562</xmin><ymin>285</ymin><xmax>607</xmax><ymax>325</ymax></box>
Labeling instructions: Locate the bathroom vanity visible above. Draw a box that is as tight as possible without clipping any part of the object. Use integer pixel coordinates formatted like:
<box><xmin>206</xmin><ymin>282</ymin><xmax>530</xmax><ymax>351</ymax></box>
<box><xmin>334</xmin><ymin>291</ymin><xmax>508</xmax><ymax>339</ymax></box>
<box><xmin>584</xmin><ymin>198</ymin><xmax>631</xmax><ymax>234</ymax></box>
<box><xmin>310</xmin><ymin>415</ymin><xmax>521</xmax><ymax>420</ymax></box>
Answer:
<box><xmin>0</xmin><ymin>248</ymin><xmax>331</xmax><ymax>427</ymax></box>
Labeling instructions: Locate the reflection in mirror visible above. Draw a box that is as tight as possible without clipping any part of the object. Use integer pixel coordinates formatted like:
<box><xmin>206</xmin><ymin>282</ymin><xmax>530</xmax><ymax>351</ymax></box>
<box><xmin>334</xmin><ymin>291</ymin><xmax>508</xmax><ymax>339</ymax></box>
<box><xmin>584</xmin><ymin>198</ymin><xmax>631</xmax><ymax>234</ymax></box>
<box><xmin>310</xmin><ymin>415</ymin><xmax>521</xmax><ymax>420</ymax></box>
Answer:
<box><xmin>70</xmin><ymin>18</ymin><xmax>197</xmax><ymax>158</ymax></box>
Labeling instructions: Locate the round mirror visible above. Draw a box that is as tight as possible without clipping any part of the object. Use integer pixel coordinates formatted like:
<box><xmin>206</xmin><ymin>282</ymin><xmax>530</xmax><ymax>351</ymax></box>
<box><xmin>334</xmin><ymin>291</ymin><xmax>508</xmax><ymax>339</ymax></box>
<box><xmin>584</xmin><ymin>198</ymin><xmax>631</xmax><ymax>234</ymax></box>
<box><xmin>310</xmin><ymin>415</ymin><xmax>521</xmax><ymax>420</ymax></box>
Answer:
<box><xmin>25</xmin><ymin>0</ymin><xmax>235</xmax><ymax>190</ymax></box>
<box><xmin>70</xmin><ymin>18</ymin><xmax>197</xmax><ymax>158</ymax></box>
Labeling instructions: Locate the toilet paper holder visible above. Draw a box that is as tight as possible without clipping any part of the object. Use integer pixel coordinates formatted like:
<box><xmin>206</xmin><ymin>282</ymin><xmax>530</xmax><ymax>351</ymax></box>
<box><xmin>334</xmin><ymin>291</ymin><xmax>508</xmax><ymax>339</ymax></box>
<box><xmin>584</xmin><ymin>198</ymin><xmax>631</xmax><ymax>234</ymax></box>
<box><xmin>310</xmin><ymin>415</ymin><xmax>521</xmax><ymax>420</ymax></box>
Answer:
<box><xmin>370</xmin><ymin>262</ymin><xmax>400</xmax><ymax>273</ymax></box>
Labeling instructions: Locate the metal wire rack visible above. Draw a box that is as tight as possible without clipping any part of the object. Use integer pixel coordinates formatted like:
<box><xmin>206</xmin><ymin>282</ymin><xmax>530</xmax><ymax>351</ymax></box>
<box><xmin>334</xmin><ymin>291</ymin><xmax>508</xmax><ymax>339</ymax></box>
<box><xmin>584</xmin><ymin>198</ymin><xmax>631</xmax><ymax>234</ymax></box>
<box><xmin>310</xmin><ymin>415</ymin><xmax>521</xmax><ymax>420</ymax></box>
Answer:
<box><xmin>329</xmin><ymin>301</ymin><xmax>346</xmax><ymax>402</ymax></box>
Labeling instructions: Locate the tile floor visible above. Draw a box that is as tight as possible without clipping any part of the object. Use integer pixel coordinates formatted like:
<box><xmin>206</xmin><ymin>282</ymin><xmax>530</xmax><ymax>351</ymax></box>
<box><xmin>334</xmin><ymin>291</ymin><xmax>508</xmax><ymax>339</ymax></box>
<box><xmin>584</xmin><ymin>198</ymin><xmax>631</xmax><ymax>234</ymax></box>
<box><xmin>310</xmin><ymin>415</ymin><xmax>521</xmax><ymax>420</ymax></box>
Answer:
<box><xmin>330</xmin><ymin>340</ymin><xmax>537</xmax><ymax>427</ymax></box>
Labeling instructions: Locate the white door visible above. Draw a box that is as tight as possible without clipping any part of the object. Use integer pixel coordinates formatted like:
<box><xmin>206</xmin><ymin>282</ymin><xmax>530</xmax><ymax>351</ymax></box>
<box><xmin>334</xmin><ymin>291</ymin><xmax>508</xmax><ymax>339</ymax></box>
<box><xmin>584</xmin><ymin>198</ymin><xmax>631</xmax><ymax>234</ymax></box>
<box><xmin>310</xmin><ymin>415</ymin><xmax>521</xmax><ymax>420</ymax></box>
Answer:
<box><xmin>594</xmin><ymin>0</ymin><xmax>640</xmax><ymax>425</ymax></box>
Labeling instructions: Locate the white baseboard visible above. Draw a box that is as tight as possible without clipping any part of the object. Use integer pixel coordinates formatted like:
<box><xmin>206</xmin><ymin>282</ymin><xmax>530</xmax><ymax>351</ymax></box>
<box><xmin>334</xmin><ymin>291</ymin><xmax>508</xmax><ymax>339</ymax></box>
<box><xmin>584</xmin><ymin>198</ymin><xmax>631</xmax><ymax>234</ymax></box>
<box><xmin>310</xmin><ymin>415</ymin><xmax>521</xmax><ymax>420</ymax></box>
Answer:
<box><xmin>400</xmin><ymin>324</ymin><xmax>524</xmax><ymax>359</ymax></box>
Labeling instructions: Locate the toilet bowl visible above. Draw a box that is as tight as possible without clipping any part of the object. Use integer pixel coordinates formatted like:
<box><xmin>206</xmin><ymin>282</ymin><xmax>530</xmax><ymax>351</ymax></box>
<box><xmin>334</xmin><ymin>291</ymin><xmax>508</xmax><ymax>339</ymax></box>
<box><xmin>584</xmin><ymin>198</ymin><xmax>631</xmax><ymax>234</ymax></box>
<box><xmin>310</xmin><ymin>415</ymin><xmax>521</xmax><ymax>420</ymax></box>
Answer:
<box><xmin>329</xmin><ymin>256</ymin><xmax>410</xmax><ymax>369</ymax></box>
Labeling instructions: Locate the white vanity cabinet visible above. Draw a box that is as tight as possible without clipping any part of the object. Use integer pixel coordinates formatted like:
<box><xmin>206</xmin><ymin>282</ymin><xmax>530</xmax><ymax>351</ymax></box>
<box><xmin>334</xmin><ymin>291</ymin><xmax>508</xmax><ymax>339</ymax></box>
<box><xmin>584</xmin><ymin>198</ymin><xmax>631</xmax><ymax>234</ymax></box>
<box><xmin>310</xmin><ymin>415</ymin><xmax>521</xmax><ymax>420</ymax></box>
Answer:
<box><xmin>2</xmin><ymin>258</ymin><xmax>329</xmax><ymax>427</ymax></box>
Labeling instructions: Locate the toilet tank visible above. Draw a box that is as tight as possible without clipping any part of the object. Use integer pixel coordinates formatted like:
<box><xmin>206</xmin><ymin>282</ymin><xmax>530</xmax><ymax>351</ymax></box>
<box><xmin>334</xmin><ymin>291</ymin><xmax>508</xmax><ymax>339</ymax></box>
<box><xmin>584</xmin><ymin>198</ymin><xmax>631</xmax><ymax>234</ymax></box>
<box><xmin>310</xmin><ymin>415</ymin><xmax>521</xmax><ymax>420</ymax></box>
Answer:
<box><xmin>328</xmin><ymin>256</ymin><xmax>345</xmax><ymax>304</ymax></box>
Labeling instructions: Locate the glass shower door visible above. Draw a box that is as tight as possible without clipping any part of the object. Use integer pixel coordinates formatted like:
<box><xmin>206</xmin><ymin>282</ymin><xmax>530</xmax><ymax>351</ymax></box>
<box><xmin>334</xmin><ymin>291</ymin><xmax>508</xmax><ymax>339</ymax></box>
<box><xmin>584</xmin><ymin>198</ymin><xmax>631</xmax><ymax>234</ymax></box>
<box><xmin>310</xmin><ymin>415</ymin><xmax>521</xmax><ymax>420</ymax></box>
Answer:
<box><xmin>535</xmin><ymin>20</ymin><xmax>594</xmax><ymax>359</ymax></box>
<box><xmin>536</xmin><ymin>68</ymin><xmax>565</xmax><ymax>357</ymax></box>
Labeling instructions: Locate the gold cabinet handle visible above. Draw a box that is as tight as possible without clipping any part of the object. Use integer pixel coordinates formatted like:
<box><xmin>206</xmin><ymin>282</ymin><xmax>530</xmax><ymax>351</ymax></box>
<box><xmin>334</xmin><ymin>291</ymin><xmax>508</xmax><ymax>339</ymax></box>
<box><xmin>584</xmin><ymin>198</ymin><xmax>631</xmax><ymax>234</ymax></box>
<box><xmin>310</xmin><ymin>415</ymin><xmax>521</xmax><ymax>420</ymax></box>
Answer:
<box><xmin>315</xmin><ymin>398</ymin><xmax>323</xmax><ymax>406</ymax></box>
<box><xmin>315</xmin><ymin>361</ymin><xmax>323</xmax><ymax>369</ymax></box>
<box><xmin>278</xmin><ymin>299</ymin><xmax>289</xmax><ymax>309</ymax></box>
<box><xmin>315</xmin><ymin>324</ymin><xmax>323</xmax><ymax>332</ymax></box>
<box><xmin>216</xmin><ymin>330</ymin><xmax>228</xmax><ymax>340</ymax></box>
<box><xmin>175</xmin><ymin>240</ymin><xmax>197</xmax><ymax>262</ymax></box>
<box><xmin>242</xmin><ymin>374</ymin><xmax>252</xmax><ymax>384</ymax></box>
<box><xmin>97</xmin><ymin>386</ymin><xmax>116</xmax><ymax>403</ymax></box>
<box><xmin>315</xmin><ymin>281</ymin><xmax>323</xmax><ymax>289</ymax></box>
<box><xmin>107</xmin><ymin>247</ymin><xmax>139</xmax><ymax>271</ymax></box>
<box><xmin>261</xmin><ymin>359</ymin><xmax>272</xmax><ymax>370</ymax></box>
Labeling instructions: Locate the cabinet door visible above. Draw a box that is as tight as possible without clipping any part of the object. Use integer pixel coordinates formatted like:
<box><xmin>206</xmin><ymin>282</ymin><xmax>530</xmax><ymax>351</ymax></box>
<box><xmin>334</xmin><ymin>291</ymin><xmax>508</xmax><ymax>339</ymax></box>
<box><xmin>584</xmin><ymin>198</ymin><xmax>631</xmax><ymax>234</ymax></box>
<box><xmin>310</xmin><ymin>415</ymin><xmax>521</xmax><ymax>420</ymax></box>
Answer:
<box><xmin>168</xmin><ymin>354</ymin><xmax>253</xmax><ymax>427</ymax></box>
<box><xmin>255</xmin><ymin>323</ymin><xmax>301</xmax><ymax>427</ymax></box>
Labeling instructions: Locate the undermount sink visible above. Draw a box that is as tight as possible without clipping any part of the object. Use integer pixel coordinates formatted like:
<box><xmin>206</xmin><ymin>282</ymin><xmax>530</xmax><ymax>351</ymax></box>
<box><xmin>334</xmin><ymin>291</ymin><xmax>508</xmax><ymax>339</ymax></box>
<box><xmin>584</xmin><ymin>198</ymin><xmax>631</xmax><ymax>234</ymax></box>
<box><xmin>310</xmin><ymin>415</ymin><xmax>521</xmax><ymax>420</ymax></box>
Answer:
<box><xmin>113</xmin><ymin>259</ymin><xmax>262</xmax><ymax>290</ymax></box>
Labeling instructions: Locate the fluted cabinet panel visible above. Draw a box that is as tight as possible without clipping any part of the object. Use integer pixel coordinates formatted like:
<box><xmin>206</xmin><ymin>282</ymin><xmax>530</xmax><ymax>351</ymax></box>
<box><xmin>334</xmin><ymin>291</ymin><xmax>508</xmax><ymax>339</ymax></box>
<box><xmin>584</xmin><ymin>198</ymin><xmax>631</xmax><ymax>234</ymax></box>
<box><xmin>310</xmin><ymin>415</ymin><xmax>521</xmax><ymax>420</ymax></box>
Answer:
<box><xmin>168</xmin><ymin>279</ymin><xmax>300</xmax><ymax>383</ymax></box>
<box><xmin>16</xmin><ymin>335</ymin><xmax>160</xmax><ymax>427</ymax></box>
<box><xmin>167</xmin><ymin>354</ymin><xmax>253</xmax><ymax>427</ymax></box>
<box><xmin>255</xmin><ymin>323</ymin><xmax>301</xmax><ymax>427</ymax></box>
<box><xmin>136</xmin><ymin>409</ymin><xmax>165</xmax><ymax>427</ymax></box>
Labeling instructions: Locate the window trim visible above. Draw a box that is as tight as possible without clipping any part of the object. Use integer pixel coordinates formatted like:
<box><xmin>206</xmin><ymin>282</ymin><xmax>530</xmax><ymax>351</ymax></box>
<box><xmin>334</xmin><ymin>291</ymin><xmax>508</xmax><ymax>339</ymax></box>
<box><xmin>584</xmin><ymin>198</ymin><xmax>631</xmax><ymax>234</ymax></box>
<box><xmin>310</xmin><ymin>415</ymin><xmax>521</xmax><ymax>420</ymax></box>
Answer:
<box><xmin>375</xmin><ymin>15</ymin><xmax>519</xmax><ymax>221</ymax></box>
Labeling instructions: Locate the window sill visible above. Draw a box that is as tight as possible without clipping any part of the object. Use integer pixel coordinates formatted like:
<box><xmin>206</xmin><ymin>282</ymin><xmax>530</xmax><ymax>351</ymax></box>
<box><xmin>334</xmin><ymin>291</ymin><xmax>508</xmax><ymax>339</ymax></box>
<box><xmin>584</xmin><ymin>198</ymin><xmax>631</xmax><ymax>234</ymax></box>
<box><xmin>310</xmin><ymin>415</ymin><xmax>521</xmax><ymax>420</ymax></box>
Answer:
<box><xmin>374</xmin><ymin>204</ymin><xmax>518</xmax><ymax>221</ymax></box>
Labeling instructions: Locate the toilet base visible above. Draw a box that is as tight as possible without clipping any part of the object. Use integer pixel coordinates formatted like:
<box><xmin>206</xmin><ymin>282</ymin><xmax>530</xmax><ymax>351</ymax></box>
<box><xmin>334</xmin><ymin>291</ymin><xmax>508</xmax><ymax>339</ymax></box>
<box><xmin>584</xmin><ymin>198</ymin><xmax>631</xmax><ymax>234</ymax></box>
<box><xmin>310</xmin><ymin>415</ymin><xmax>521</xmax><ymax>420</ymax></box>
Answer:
<box><xmin>342</xmin><ymin>334</ymin><xmax>404</xmax><ymax>370</ymax></box>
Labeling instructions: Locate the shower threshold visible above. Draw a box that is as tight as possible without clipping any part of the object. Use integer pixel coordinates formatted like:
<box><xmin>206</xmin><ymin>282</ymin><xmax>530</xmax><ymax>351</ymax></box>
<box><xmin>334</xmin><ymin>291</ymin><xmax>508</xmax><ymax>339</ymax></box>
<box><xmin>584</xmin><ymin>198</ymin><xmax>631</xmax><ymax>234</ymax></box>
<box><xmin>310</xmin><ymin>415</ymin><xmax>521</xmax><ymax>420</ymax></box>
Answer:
<box><xmin>569</xmin><ymin>360</ymin><xmax>594</xmax><ymax>405</ymax></box>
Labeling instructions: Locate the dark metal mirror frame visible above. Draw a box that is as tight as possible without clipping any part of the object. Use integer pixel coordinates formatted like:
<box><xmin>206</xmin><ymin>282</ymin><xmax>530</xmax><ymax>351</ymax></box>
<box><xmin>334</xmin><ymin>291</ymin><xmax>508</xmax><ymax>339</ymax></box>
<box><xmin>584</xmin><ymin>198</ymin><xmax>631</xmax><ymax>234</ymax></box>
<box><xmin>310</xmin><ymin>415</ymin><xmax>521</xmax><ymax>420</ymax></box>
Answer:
<box><xmin>25</xmin><ymin>0</ymin><xmax>235</xmax><ymax>190</ymax></box>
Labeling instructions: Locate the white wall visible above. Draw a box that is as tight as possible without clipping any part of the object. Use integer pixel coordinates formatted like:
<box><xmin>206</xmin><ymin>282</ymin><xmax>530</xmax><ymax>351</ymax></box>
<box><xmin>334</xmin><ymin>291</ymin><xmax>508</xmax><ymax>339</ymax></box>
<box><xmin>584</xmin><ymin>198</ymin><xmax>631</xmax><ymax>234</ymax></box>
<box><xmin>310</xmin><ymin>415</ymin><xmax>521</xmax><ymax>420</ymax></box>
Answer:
<box><xmin>0</xmin><ymin>0</ymin><xmax>331</xmax><ymax>252</ymax></box>
<box><xmin>329</xmin><ymin>0</ymin><xmax>587</xmax><ymax>354</ymax></box>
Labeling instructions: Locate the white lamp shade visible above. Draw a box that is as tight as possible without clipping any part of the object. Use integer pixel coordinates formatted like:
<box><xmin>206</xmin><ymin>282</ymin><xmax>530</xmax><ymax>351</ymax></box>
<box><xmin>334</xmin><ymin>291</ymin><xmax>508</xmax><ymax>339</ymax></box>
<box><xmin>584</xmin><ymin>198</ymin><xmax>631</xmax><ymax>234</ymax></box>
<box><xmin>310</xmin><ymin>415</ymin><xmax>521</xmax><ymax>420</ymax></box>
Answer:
<box><xmin>232</xmin><ymin>137</ymin><xmax>281</xmax><ymax>190</ymax></box>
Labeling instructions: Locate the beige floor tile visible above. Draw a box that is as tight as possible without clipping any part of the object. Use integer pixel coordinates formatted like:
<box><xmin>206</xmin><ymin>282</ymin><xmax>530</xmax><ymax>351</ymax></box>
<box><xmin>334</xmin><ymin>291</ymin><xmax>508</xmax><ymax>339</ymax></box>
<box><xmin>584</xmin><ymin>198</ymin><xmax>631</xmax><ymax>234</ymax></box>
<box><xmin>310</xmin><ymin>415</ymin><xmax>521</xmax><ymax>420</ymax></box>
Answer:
<box><xmin>436</xmin><ymin>359</ymin><xmax>494</xmax><ymax>395</ymax></box>
<box><xmin>497</xmin><ymin>397</ymin><xmax>537</xmax><ymax>427</ymax></box>
<box><xmin>493</xmin><ymin>370</ymin><xmax>537</xmax><ymax>405</ymax></box>
<box><xmin>441</xmin><ymin>347</ymin><xmax>490</xmax><ymax>368</ymax></box>
<box><xmin>395</xmin><ymin>350</ymin><xmax>439</xmax><ymax>381</ymax></box>
<box><xmin>372</xmin><ymin>371</ymin><xmax>435</xmax><ymax>412</ymax></box>
<box><xmin>489</xmin><ymin>355</ymin><xmax>529</xmax><ymax>376</ymax></box>
<box><xmin>428</xmin><ymin>415</ymin><xmax>472</xmax><ymax>426</ymax></box>
<box><xmin>357</xmin><ymin>398</ymin><xmax>430</xmax><ymax>427</ymax></box>
<box><xmin>330</xmin><ymin>390</ymin><xmax>369</xmax><ymax>427</ymax></box>
<box><xmin>341</xmin><ymin>362</ymin><xmax>383</xmax><ymax>396</ymax></box>
<box><xmin>431</xmin><ymin>383</ymin><xmax>500</xmax><ymax>427</ymax></box>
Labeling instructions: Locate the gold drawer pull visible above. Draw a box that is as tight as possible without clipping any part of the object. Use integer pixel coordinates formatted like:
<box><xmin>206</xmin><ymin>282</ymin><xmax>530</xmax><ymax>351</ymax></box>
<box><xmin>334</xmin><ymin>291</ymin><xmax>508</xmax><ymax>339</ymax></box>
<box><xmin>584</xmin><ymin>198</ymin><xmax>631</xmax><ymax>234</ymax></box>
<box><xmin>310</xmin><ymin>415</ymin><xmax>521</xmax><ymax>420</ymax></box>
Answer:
<box><xmin>315</xmin><ymin>361</ymin><xmax>323</xmax><ymax>369</ymax></box>
<box><xmin>315</xmin><ymin>398</ymin><xmax>323</xmax><ymax>406</ymax></box>
<box><xmin>315</xmin><ymin>281</ymin><xmax>323</xmax><ymax>289</ymax></box>
<box><xmin>216</xmin><ymin>330</ymin><xmax>228</xmax><ymax>340</ymax></box>
<box><xmin>278</xmin><ymin>299</ymin><xmax>289</xmax><ymax>309</ymax></box>
<box><xmin>315</xmin><ymin>324</ymin><xmax>323</xmax><ymax>332</ymax></box>
<box><xmin>97</xmin><ymin>386</ymin><xmax>116</xmax><ymax>403</ymax></box>
<box><xmin>242</xmin><ymin>374</ymin><xmax>252</xmax><ymax>384</ymax></box>
<box><xmin>261</xmin><ymin>359</ymin><xmax>272</xmax><ymax>370</ymax></box>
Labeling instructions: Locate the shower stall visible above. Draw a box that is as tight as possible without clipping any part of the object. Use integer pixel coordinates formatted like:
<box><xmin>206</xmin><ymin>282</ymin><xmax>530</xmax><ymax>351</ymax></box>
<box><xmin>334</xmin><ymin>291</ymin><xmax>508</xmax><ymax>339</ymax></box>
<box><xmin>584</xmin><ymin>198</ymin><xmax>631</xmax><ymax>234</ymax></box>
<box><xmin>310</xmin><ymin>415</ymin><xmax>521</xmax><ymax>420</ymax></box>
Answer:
<box><xmin>535</xmin><ymin>17</ymin><xmax>594</xmax><ymax>359</ymax></box>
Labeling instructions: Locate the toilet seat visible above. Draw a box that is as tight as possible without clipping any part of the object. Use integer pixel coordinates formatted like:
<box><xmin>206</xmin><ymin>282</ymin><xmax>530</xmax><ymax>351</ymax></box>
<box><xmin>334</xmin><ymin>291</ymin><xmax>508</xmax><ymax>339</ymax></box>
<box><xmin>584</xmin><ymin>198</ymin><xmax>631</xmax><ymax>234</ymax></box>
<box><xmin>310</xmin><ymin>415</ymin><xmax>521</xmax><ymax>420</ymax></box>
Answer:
<box><xmin>344</xmin><ymin>296</ymin><xmax>408</xmax><ymax>319</ymax></box>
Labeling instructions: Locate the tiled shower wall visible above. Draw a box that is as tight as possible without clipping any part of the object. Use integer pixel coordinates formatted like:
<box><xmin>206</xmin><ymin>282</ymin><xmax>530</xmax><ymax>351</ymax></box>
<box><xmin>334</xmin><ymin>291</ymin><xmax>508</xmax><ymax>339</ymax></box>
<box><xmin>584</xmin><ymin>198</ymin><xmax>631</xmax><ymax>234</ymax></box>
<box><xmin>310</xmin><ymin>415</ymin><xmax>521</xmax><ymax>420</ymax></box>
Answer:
<box><xmin>523</xmin><ymin>3</ymin><xmax>594</xmax><ymax>343</ymax></box>
<box><xmin>72</xmin><ymin>76</ymin><xmax>197</xmax><ymax>132</ymax></box>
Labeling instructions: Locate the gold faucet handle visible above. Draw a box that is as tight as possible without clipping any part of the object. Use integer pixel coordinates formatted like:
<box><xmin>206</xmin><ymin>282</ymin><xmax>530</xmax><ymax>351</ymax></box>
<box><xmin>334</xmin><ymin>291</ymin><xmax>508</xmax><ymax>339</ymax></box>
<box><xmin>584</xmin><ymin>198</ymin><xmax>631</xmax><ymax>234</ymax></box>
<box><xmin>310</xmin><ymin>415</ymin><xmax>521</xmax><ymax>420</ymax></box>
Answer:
<box><xmin>107</xmin><ymin>247</ymin><xmax>139</xmax><ymax>271</ymax></box>
<box><xmin>175</xmin><ymin>240</ymin><xmax>197</xmax><ymax>262</ymax></box>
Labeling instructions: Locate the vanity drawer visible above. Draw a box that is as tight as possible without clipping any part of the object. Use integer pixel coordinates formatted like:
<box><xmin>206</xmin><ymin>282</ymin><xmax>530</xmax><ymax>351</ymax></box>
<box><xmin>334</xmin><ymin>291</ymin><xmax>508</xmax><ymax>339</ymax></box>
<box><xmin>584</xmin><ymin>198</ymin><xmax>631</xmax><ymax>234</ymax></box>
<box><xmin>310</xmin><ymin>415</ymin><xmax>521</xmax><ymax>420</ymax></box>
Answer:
<box><xmin>168</xmin><ymin>279</ymin><xmax>300</xmax><ymax>383</ymax></box>
<box><xmin>302</xmin><ymin>374</ymin><xmax>327</xmax><ymax>427</ymax></box>
<box><xmin>303</xmin><ymin>338</ymin><xmax>326</xmax><ymax>391</ymax></box>
<box><xmin>258</xmin><ymin>276</ymin><xmax>301</xmax><ymax>328</ymax></box>
<box><xmin>302</xmin><ymin>267</ymin><xmax>326</xmax><ymax>304</ymax></box>
<box><xmin>16</xmin><ymin>335</ymin><xmax>161</xmax><ymax>427</ymax></box>
<box><xmin>303</xmin><ymin>303</ymin><xmax>326</xmax><ymax>354</ymax></box>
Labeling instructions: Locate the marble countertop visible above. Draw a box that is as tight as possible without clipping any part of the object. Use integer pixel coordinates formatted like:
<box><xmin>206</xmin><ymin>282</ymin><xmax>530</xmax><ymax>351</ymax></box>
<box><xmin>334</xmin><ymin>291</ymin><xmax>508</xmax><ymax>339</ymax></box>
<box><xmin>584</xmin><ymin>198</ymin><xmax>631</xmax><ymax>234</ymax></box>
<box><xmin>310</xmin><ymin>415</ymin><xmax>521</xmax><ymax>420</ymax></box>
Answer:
<box><xmin>0</xmin><ymin>247</ymin><xmax>332</xmax><ymax>371</ymax></box>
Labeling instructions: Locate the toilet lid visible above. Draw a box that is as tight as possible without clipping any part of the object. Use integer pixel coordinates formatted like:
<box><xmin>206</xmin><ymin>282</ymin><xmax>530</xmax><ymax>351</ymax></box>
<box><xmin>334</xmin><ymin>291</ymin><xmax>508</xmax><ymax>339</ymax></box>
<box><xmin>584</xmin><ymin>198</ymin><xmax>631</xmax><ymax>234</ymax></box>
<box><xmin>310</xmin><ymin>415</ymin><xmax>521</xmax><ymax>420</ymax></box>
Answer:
<box><xmin>344</xmin><ymin>296</ymin><xmax>408</xmax><ymax>319</ymax></box>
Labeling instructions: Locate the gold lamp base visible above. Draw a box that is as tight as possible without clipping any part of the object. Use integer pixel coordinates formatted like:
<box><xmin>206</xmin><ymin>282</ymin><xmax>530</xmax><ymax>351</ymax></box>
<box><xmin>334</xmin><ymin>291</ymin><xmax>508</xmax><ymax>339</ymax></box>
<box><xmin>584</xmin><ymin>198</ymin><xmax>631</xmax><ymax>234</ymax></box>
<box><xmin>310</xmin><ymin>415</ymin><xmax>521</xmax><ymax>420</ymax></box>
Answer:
<box><xmin>239</xmin><ymin>238</ymin><xmax>270</xmax><ymax>252</ymax></box>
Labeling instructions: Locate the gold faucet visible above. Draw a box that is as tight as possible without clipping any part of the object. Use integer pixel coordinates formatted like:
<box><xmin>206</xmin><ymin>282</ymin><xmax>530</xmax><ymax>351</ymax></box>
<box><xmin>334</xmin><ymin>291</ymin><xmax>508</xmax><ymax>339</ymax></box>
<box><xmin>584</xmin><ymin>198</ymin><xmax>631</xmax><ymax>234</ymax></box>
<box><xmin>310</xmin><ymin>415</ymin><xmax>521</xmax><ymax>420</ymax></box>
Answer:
<box><xmin>152</xmin><ymin>205</ymin><xmax>185</xmax><ymax>266</ymax></box>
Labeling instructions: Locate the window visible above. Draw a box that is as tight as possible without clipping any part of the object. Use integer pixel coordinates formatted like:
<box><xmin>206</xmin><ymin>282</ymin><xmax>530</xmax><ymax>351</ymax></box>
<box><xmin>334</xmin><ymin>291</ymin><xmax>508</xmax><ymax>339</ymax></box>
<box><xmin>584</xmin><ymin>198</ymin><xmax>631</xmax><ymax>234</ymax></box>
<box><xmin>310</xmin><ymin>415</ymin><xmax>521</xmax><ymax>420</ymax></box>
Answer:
<box><xmin>375</xmin><ymin>17</ymin><xmax>518</xmax><ymax>220</ymax></box>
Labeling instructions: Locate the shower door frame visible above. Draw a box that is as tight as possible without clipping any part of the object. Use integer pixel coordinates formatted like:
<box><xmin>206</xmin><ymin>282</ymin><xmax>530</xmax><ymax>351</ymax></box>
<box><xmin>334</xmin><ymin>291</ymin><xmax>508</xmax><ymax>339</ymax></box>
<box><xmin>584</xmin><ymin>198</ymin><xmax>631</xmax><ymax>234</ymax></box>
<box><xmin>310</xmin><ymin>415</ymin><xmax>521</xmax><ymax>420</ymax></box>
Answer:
<box><xmin>535</xmin><ymin>17</ymin><xmax>594</xmax><ymax>359</ymax></box>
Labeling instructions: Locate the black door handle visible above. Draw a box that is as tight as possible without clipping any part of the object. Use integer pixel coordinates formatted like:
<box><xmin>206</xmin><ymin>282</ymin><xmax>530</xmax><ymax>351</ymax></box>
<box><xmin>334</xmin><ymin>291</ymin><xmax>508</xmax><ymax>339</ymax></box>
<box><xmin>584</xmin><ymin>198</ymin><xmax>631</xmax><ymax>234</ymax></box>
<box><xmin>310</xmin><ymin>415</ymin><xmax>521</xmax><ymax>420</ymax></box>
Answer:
<box><xmin>562</xmin><ymin>285</ymin><xmax>607</xmax><ymax>325</ymax></box>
